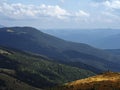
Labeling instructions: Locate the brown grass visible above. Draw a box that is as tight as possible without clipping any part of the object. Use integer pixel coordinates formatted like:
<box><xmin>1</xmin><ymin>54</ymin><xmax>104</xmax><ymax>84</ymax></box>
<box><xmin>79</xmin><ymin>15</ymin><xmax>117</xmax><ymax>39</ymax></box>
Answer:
<box><xmin>60</xmin><ymin>72</ymin><xmax>120</xmax><ymax>90</ymax></box>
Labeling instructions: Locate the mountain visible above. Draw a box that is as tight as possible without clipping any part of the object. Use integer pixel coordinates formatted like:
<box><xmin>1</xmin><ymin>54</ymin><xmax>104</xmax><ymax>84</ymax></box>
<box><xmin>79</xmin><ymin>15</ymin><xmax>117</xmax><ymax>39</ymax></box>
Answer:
<box><xmin>53</xmin><ymin>72</ymin><xmax>120</xmax><ymax>90</ymax></box>
<box><xmin>42</xmin><ymin>29</ymin><xmax>120</xmax><ymax>49</ymax></box>
<box><xmin>0</xmin><ymin>47</ymin><xmax>95</xmax><ymax>89</ymax></box>
<box><xmin>0</xmin><ymin>27</ymin><xmax>120</xmax><ymax>73</ymax></box>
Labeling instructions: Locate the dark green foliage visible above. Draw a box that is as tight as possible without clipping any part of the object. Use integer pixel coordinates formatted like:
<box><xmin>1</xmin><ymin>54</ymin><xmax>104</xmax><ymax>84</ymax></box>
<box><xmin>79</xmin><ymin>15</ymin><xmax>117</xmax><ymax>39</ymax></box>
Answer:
<box><xmin>0</xmin><ymin>79</ymin><xmax>6</xmax><ymax>87</ymax></box>
<box><xmin>0</xmin><ymin>47</ymin><xmax>95</xmax><ymax>89</ymax></box>
<box><xmin>0</xmin><ymin>73</ymin><xmax>40</xmax><ymax>90</ymax></box>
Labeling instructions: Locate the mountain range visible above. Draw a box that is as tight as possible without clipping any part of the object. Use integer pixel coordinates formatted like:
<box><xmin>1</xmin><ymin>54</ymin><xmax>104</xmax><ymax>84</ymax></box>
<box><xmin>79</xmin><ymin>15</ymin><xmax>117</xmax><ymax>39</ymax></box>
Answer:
<box><xmin>0</xmin><ymin>26</ymin><xmax>120</xmax><ymax>89</ymax></box>
<box><xmin>0</xmin><ymin>27</ymin><xmax>120</xmax><ymax>73</ymax></box>
<box><xmin>43</xmin><ymin>29</ymin><xmax>120</xmax><ymax>49</ymax></box>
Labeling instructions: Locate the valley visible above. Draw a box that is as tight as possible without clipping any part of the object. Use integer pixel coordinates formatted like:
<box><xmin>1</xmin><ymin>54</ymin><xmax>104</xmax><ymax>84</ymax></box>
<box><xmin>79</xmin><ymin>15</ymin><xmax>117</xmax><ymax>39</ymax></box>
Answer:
<box><xmin>0</xmin><ymin>0</ymin><xmax>120</xmax><ymax>89</ymax></box>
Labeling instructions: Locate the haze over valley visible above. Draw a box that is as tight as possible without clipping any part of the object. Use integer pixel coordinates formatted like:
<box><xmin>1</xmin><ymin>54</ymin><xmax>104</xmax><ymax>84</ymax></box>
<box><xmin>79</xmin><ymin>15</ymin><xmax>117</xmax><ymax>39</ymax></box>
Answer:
<box><xmin>43</xmin><ymin>29</ymin><xmax>120</xmax><ymax>49</ymax></box>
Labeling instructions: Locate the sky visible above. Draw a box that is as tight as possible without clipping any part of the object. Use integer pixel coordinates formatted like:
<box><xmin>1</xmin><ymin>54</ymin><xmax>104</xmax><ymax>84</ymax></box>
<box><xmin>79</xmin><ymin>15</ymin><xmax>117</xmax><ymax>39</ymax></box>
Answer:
<box><xmin>0</xmin><ymin>0</ymin><xmax>120</xmax><ymax>29</ymax></box>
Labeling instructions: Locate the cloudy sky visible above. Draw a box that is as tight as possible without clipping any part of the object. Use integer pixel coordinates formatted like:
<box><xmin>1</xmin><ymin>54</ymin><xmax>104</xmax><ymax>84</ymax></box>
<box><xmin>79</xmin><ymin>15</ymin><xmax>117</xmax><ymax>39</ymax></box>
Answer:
<box><xmin>0</xmin><ymin>0</ymin><xmax>120</xmax><ymax>29</ymax></box>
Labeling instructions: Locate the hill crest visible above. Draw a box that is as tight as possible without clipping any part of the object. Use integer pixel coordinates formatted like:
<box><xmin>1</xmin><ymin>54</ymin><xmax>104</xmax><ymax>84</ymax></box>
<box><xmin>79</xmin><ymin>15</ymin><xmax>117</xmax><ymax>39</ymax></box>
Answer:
<box><xmin>60</xmin><ymin>72</ymin><xmax>120</xmax><ymax>90</ymax></box>
<box><xmin>67</xmin><ymin>72</ymin><xmax>120</xmax><ymax>86</ymax></box>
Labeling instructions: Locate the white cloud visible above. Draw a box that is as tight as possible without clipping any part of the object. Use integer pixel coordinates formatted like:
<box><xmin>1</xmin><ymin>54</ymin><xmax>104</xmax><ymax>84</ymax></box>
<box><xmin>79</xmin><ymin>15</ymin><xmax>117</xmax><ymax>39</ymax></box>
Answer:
<box><xmin>0</xmin><ymin>2</ymin><xmax>70</xmax><ymax>19</ymax></box>
<box><xmin>0</xmin><ymin>2</ymin><xmax>90</xmax><ymax>21</ymax></box>
<box><xmin>103</xmin><ymin>0</ymin><xmax>120</xmax><ymax>9</ymax></box>
<box><xmin>91</xmin><ymin>0</ymin><xmax>120</xmax><ymax>20</ymax></box>
<box><xmin>40</xmin><ymin>5</ymin><xmax>70</xmax><ymax>19</ymax></box>
<box><xmin>91</xmin><ymin>0</ymin><xmax>120</xmax><ymax>10</ymax></box>
<box><xmin>75</xmin><ymin>10</ymin><xmax>90</xmax><ymax>17</ymax></box>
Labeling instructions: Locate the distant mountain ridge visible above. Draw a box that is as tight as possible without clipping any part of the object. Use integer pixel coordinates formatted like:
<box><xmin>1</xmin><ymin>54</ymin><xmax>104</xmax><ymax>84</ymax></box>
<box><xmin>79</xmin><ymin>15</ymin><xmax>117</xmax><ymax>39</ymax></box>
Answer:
<box><xmin>0</xmin><ymin>27</ymin><xmax>120</xmax><ymax>73</ymax></box>
<box><xmin>43</xmin><ymin>29</ymin><xmax>120</xmax><ymax>49</ymax></box>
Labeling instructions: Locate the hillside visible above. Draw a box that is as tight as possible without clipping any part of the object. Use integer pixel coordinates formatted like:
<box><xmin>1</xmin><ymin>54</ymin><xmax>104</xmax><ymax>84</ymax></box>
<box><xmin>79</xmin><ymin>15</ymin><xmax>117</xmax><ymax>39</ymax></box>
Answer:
<box><xmin>0</xmin><ymin>27</ymin><xmax>120</xmax><ymax>73</ymax></box>
<box><xmin>0</xmin><ymin>69</ymin><xmax>41</xmax><ymax>90</ymax></box>
<box><xmin>0</xmin><ymin>47</ymin><xmax>95</xmax><ymax>89</ymax></box>
<box><xmin>52</xmin><ymin>72</ymin><xmax>120</xmax><ymax>90</ymax></box>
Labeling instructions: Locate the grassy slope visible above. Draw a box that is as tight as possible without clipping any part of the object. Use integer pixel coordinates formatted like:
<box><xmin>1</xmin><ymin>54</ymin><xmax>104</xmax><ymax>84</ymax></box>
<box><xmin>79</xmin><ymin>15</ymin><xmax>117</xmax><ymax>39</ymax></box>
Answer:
<box><xmin>0</xmin><ymin>47</ymin><xmax>95</xmax><ymax>89</ymax></box>
<box><xmin>52</xmin><ymin>72</ymin><xmax>120</xmax><ymax>90</ymax></box>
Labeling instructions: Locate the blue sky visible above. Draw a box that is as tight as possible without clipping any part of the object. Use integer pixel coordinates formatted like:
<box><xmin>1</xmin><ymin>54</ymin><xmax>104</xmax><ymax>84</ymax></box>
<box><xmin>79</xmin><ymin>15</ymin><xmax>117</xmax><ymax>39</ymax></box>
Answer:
<box><xmin>0</xmin><ymin>0</ymin><xmax>120</xmax><ymax>29</ymax></box>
